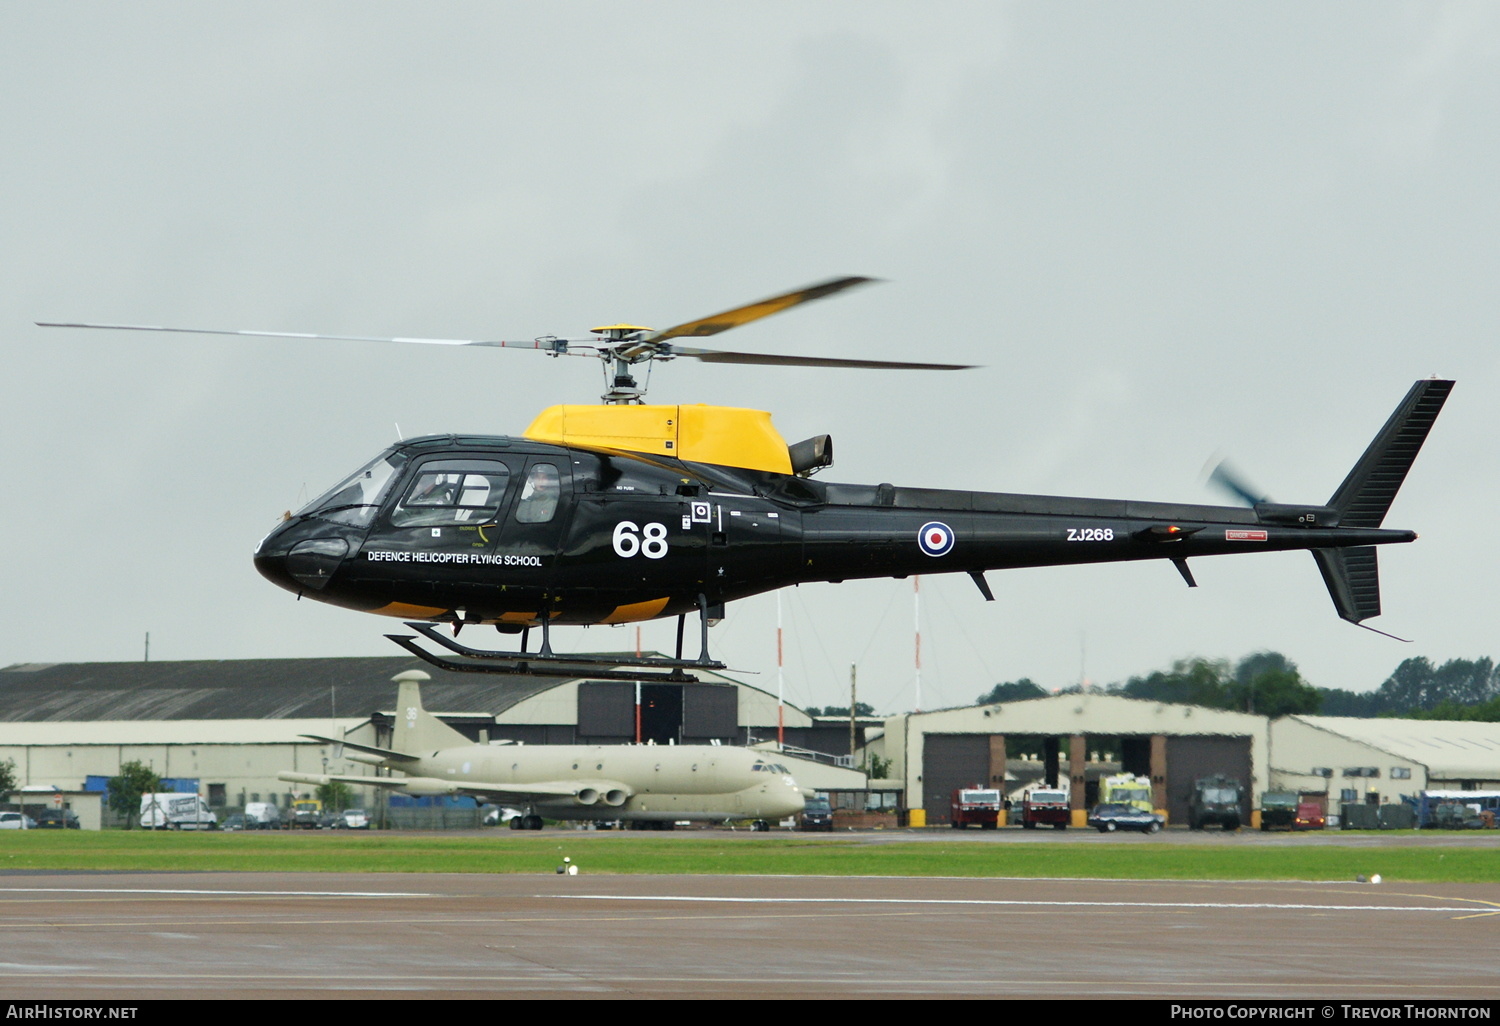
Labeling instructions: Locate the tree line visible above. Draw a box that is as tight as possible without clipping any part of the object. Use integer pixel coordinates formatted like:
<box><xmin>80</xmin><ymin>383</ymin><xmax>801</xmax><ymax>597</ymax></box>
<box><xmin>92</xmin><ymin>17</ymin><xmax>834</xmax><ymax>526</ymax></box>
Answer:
<box><xmin>975</xmin><ymin>655</ymin><xmax>1500</xmax><ymax>721</ymax></box>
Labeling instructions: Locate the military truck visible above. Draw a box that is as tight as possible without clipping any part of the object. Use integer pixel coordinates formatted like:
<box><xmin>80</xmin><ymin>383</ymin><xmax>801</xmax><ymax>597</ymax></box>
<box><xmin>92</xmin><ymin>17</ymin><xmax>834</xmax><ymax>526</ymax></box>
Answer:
<box><xmin>1098</xmin><ymin>774</ymin><xmax>1154</xmax><ymax>814</ymax></box>
<box><xmin>1188</xmin><ymin>775</ymin><xmax>1244</xmax><ymax>831</ymax></box>
<box><xmin>1260</xmin><ymin>791</ymin><xmax>1299</xmax><ymax>831</ymax></box>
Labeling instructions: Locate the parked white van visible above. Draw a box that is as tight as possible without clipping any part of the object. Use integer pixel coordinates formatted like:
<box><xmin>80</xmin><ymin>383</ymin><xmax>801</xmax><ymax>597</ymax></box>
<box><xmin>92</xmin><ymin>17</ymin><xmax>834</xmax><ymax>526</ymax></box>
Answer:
<box><xmin>243</xmin><ymin>802</ymin><xmax>283</xmax><ymax>829</ymax></box>
<box><xmin>139</xmin><ymin>793</ymin><xmax>217</xmax><ymax>830</ymax></box>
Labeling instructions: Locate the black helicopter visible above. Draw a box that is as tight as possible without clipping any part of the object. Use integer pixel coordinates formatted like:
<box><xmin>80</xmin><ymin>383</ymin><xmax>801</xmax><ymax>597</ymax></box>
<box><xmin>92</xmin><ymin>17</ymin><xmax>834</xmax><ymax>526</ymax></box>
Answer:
<box><xmin>42</xmin><ymin>279</ymin><xmax>1452</xmax><ymax>682</ymax></box>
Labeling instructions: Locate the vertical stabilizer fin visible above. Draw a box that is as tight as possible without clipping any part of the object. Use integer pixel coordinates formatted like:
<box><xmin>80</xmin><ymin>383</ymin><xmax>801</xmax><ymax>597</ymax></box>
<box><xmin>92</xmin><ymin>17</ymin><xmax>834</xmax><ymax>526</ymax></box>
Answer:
<box><xmin>1328</xmin><ymin>379</ymin><xmax>1453</xmax><ymax>528</ymax></box>
<box><xmin>394</xmin><ymin>676</ymin><xmax>471</xmax><ymax>753</ymax></box>
<box><xmin>1311</xmin><ymin>546</ymin><xmax>1380</xmax><ymax>623</ymax></box>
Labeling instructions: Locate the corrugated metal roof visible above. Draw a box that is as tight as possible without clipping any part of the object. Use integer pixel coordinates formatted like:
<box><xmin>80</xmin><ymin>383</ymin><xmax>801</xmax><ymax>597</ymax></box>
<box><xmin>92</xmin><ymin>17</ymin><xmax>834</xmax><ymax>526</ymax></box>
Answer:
<box><xmin>0</xmin><ymin>655</ymin><xmax>749</xmax><ymax>724</ymax></box>
<box><xmin>0</xmin><ymin>718</ymin><xmax>369</xmax><ymax>746</ymax></box>
<box><xmin>1292</xmin><ymin>715</ymin><xmax>1500</xmax><ymax>777</ymax></box>
<box><xmin>0</xmin><ymin>656</ymin><xmax>566</xmax><ymax>722</ymax></box>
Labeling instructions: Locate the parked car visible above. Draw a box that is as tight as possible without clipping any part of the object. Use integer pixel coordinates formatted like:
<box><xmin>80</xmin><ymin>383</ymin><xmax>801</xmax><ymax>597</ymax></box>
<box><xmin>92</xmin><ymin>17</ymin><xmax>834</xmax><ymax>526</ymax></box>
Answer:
<box><xmin>220</xmin><ymin>813</ymin><xmax>247</xmax><ymax>832</ymax></box>
<box><xmin>1088</xmin><ymin>802</ymin><xmax>1164</xmax><ymax>834</ymax></box>
<box><xmin>799</xmin><ymin>795</ymin><xmax>834</xmax><ymax>832</ymax></box>
<box><xmin>34</xmin><ymin>809</ymin><xmax>80</xmax><ymax>829</ymax></box>
<box><xmin>0</xmin><ymin>812</ymin><xmax>37</xmax><ymax>830</ymax></box>
<box><xmin>338</xmin><ymin>808</ymin><xmax>371</xmax><ymax>830</ymax></box>
<box><xmin>1292</xmin><ymin>802</ymin><xmax>1327</xmax><ymax>831</ymax></box>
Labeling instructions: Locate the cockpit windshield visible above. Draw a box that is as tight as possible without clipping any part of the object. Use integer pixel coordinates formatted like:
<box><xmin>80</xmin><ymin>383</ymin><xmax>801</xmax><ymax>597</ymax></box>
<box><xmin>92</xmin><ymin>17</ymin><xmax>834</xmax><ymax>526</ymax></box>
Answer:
<box><xmin>296</xmin><ymin>450</ymin><xmax>406</xmax><ymax>527</ymax></box>
<box><xmin>752</xmin><ymin>762</ymin><xmax>793</xmax><ymax>774</ymax></box>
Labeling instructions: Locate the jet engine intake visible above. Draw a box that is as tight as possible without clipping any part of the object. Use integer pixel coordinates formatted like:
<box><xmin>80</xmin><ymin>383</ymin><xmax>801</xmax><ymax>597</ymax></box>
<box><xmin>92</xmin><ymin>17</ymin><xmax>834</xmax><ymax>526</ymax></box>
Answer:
<box><xmin>603</xmin><ymin>789</ymin><xmax>629</xmax><ymax>807</ymax></box>
<box><xmin>574</xmin><ymin>787</ymin><xmax>600</xmax><ymax>806</ymax></box>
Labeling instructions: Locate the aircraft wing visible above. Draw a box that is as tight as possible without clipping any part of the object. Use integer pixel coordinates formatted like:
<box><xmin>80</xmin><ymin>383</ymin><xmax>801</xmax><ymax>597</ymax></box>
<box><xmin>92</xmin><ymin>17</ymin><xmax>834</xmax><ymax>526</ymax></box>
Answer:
<box><xmin>279</xmin><ymin>771</ymin><xmax>633</xmax><ymax>805</ymax></box>
<box><xmin>446</xmin><ymin>779</ymin><xmax>634</xmax><ymax>805</ymax></box>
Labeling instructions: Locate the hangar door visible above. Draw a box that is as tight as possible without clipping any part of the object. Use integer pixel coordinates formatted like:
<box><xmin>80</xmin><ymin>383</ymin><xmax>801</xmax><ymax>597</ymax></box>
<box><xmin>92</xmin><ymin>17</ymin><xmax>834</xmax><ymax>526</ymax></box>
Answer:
<box><xmin>922</xmin><ymin>734</ymin><xmax>992</xmax><ymax>826</ymax></box>
<box><xmin>576</xmin><ymin>682</ymin><xmax>738</xmax><ymax>745</ymax></box>
<box><xmin>1164</xmin><ymin>734</ymin><xmax>1252</xmax><ymax>825</ymax></box>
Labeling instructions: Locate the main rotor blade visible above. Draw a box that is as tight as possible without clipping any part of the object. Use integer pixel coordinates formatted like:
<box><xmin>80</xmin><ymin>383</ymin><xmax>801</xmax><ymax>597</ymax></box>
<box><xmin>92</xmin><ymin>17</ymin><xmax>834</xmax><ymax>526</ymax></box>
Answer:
<box><xmin>645</xmin><ymin>276</ymin><xmax>877</xmax><ymax>342</ymax></box>
<box><xmin>665</xmin><ymin>345</ymin><xmax>975</xmax><ymax>371</ymax></box>
<box><xmin>36</xmin><ymin>322</ymin><xmax>596</xmax><ymax>354</ymax></box>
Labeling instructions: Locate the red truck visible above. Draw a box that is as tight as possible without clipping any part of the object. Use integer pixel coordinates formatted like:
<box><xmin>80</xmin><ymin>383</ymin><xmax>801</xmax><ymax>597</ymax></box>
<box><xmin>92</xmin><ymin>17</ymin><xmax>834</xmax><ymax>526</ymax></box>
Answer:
<box><xmin>1020</xmin><ymin>785</ymin><xmax>1072</xmax><ymax>830</ymax></box>
<box><xmin>949</xmin><ymin>786</ymin><xmax>1002</xmax><ymax>829</ymax></box>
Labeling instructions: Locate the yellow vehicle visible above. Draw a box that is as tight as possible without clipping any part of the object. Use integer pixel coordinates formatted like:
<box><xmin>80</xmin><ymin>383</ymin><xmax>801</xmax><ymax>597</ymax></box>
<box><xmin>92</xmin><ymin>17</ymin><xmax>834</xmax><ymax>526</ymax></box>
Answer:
<box><xmin>290</xmin><ymin>798</ymin><xmax>323</xmax><ymax>829</ymax></box>
<box><xmin>1098</xmin><ymin>774</ymin><xmax>1154</xmax><ymax>814</ymax></box>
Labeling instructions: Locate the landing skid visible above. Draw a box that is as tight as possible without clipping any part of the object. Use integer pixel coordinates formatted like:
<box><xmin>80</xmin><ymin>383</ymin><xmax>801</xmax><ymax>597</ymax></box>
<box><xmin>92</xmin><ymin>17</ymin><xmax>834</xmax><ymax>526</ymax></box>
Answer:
<box><xmin>387</xmin><ymin>621</ymin><xmax>725</xmax><ymax>682</ymax></box>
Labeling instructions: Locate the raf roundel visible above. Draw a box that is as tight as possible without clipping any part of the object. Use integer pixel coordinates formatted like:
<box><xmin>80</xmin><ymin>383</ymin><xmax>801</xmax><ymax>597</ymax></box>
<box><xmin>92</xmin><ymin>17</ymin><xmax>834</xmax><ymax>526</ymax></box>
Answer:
<box><xmin>917</xmin><ymin>521</ymin><xmax>955</xmax><ymax>557</ymax></box>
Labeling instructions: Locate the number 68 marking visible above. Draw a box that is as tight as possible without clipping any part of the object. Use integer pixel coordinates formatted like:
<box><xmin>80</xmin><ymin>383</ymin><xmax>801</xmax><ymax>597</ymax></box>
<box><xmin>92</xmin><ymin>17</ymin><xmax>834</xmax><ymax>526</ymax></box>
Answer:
<box><xmin>613</xmin><ymin>521</ymin><xmax>669</xmax><ymax>559</ymax></box>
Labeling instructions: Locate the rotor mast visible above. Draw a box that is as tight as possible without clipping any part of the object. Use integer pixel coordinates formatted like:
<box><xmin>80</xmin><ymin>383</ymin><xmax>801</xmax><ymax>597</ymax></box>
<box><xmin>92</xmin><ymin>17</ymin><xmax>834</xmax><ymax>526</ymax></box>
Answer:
<box><xmin>590</xmin><ymin>325</ymin><xmax>658</xmax><ymax>404</ymax></box>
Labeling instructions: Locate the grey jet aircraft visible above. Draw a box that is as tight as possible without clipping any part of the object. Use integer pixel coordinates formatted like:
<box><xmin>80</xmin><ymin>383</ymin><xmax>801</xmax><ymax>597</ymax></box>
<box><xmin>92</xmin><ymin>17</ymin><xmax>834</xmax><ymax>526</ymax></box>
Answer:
<box><xmin>279</xmin><ymin>676</ymin><xmax>808</xmax><ymax>830</ymax></box>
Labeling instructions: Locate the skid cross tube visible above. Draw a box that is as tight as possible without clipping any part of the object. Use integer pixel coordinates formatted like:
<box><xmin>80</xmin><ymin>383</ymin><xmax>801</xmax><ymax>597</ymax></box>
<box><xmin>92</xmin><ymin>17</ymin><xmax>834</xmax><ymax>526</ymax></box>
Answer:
<box><xmin>387</xmin><ymin>621</ymin><xmax>724</xmax><ymax>682</ymax></box>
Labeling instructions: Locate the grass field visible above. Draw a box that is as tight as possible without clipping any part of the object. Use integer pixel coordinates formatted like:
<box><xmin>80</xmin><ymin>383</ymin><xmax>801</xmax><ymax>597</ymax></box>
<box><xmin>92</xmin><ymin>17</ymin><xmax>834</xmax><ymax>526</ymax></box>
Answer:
<box><xmin>0</xmin><ymin>830</ymin><xmax>1494</xmax><ymax>882</ymax></box>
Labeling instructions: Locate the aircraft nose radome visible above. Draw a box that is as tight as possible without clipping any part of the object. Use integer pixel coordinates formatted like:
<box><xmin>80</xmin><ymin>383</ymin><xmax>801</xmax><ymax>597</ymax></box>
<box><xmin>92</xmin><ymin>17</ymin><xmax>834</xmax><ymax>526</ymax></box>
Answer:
<box><xmin>254</xmin><ymin>522</ymin><xmax>353</xmax><ymax>595</ymax></box>
<box><xmin>253</xmin><ymin>547</ymin><xmax>294</xmax><ymax>592</ymax></box>
<box><xmin>775</xmin><ymin>780</ymin><xmax>809</xmax><ymax>817</ymax></box>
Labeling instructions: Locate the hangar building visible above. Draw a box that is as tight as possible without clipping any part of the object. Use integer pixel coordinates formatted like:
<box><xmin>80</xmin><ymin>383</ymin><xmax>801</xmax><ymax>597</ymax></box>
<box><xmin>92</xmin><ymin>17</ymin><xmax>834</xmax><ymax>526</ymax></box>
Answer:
<box><xmin>1269</xmin><ymin>714</ymin><xmax>1500</xmax><ymax>803</ymax></box>
<box><xmin>873</xmin><ymin>694</ymin><xmax>1267</xmax><ymax>826</ymax></box>
<box><xmin>0</xmin><ymin>656</ymin><xmax>861</xmax><ymax>811</ymax></box>
<box><xmin>872</xmin><ymin>695</ymin><xmax>1500</xmax><ymax>826</ymax></box>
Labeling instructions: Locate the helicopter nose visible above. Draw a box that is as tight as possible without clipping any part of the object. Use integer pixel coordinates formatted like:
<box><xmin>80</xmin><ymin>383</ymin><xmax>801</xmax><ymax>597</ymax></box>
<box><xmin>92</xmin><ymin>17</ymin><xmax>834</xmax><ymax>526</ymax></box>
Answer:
<box><xmin>253</xmin><ymin>524</ymin><xmax>298</xmax><ymax>593</ymax></box>
<box><xmin>254</xmin><ymin>522</ymin><xmax>350</xmax><ymax>594</ymax></box>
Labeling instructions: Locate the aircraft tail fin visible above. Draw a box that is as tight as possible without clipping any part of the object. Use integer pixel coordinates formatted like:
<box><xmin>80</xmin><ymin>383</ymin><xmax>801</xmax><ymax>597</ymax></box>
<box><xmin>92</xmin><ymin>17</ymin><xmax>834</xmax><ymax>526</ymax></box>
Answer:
<box><xmin>1327</xmin><ymin>379</ymin><xmax>1452</xmax><ymax>528</ymax></box>
<box><xmin>1313</xmin><ymin>378</ymin><xmax>1452</xmax><ymax>625</ymax></box>
<box><xmin>1311</xmin><ymin>546</ymin><xmax>1381</xmax><ymax>624</ymax></box>
<box><xmin>393</xmin><ymin>676</ymin><xmax>471</xmax><ymax>754</ymax></box>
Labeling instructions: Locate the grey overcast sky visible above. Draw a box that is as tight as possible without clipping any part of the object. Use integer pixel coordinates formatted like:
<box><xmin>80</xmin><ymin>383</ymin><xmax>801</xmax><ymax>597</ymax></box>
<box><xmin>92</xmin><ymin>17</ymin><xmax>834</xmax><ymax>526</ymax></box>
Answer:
<box><xmin>3</xmin><ymin>2</ymin><xmax>1496</xmax><ymax>715</ymax></box>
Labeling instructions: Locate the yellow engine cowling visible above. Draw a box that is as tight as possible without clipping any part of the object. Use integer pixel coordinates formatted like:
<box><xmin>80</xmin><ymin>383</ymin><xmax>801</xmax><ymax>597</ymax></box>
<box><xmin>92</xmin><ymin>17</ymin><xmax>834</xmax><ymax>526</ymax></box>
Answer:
<box><xmin>524</xmin><ymin>404</ymin><xmax>794</xmax><ymax>475</ymax></box>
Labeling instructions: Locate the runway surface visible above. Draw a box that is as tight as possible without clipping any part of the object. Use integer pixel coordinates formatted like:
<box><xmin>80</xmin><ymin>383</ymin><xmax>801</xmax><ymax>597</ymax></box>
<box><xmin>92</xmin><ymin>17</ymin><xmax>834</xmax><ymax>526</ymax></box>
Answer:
<box><xmin>0</xmin><ymin>871</ymin><xmax>1495</xmax><ymax>999</ymax></box>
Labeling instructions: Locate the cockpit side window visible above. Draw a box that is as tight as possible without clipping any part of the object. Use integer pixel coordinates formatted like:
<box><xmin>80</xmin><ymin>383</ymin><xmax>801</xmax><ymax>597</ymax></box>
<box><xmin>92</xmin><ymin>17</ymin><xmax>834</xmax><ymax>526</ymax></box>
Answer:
<box><xmin>515</xmin><ymin>463</ymin><xmax>561</xmax><ymax>524</ymax></box>
<box><xmin>391</xmin><ymin>460</ymin><xmax>511</xmax><ymax>527</ymax></box>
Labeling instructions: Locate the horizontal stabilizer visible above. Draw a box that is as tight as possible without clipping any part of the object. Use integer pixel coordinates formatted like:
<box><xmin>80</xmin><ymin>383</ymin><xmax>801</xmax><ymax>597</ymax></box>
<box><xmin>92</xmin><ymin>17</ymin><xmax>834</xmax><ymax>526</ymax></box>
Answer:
<box><xmin>1328</xmin><ymin>379</ymin><xmax>1452</xmax><ymax>527</ymax></box>
<box><xmin>300</xmin><ymin>735</ymin><xmax>418</xmax><ymax>763</ymax></box>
